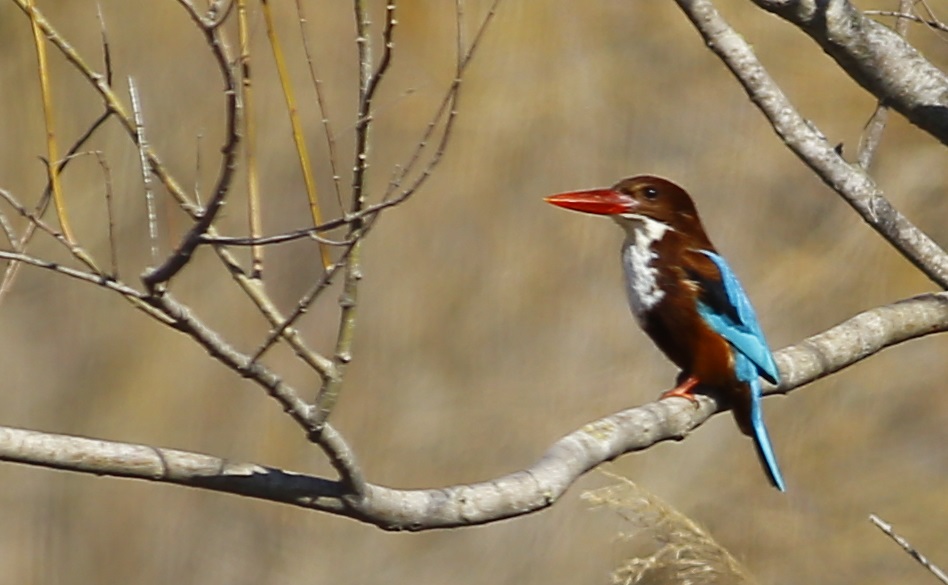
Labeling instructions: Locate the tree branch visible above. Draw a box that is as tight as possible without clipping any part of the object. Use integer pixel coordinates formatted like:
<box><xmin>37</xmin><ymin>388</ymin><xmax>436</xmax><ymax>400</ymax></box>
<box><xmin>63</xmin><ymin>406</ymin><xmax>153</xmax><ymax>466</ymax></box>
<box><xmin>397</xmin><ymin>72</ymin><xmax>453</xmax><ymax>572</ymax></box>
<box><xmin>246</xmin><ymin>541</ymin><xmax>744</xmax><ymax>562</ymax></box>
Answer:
<box><xmin>675</xmin><ymin>0</ymin><xmax>948</xmax><ymax>289</ymax></box>
<box><xmin>1</xmin><ymin>293</ymin><xmax>944</xmax><ymax>530</ymax></box>
<box><xmin>750</xmin><ymin>0</ymin><xmax>948</xmax><ymax>145</ymax></box>
<box><xmin>142</xmin><ymin>0</ymin><xmax>241</xmax><ymax>289</ymax></box>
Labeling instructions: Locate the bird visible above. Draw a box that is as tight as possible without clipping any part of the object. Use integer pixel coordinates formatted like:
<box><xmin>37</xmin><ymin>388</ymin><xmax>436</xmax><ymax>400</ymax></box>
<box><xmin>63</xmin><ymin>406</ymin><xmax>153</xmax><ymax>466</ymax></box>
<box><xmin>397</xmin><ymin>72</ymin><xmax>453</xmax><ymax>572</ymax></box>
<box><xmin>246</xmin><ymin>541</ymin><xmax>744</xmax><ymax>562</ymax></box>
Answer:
<box><xmin>545</xmin><ymin>175</ymin><xmax>786</xmax><ymax>491</ymax></box>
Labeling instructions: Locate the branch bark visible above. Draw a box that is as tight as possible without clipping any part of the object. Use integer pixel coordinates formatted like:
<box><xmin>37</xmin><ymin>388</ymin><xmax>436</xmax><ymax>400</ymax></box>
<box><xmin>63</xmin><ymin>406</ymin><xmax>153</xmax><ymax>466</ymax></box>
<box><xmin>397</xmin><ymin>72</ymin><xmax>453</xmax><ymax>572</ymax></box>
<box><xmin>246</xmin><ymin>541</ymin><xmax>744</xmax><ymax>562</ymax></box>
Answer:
<box><xmin>750</xmin><ymin>0</ymin><xmax>948</xmax><ymax>145</ymax></box>
<box><xmin>1</xmin><ymin>293</ymin><xmax>945</xmax><ymax>531</ymax></box>
<box><xmin>675</xmin><ymin>0</ymin><xmax>948</xmax><ymax>289</ymax></box>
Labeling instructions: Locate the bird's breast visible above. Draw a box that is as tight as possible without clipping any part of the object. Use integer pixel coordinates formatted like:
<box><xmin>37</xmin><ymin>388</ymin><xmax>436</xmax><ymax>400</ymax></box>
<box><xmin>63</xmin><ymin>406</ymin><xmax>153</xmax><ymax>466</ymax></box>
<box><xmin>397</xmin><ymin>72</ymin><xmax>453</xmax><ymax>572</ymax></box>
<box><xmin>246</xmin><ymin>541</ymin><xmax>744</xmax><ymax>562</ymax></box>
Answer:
<box><xmin>619</xmin><ymin>218</ymin><xmax>670</xmax><ymax>323</ymax></box>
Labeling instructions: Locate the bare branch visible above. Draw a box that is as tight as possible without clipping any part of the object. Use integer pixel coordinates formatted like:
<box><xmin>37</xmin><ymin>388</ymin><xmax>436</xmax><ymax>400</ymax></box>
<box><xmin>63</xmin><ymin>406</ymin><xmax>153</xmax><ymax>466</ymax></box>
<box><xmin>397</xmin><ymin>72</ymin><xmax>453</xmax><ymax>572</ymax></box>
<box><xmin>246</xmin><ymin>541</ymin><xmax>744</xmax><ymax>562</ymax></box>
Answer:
<box><xmin>857</xmin><ymin>0</ymin><xmax>913</xmax><ymax>170</ymax></box>
<box><xmin>0</xmin><ymin>250</ymin><xmax>151</xmax><ymax>307</ymax></box>
<box><xmin>0</xmin><ymin>189</ymin><xmax>100</xmax><ymax>275</ymax></box>
<box><xmin>143</xmin><ymin>1</ymin><xmax>241</xmax><ymax>290</ymax></box>
<box><xmin>0</xmin><ymin>293</ymin><xmax>943</xmax><ymax>530</ymax></box>
<box><xmin>93</xmin><ymin>151</ymin><xmax>119</xmax><ymax>278</ymax></box>
<box><xmin>296</xmin><ymin>0</ymin><xmax>344</xmax><ymax>209</ymax></box>
<box><xmin>863</xmin><ymin>11</ymin><xmax>948</xmax><ymax>34</ymax></box>
<box><xmin>0</xmin><ymin>107</ymin><xmax>113</xmax><ymax>302</ymax></box>
<box><xmin>129</xmin><ymin>77</ymin><xmax>160</xmax><ymax>265</ymax></box>
<box><xmin>142</xmin><ymin>290</ymin><xmax>360</xmax><ymax>486</ymax></box>
<box><xmin>749</xmin><ymin>0</ymin><xmax>948</xmax><ymax>145</ymax></box>
<box><xmin>250</xmin><ymin>245</ymin><xmax>354</xmax><ymax>364</ymax></box>
<box><xmin>376</xmin><ymin>0</ymin><xmax>501</xmax><ymax>214</ymax></box>
<box><xmin>201</xmin><ymin>230</ymin><xmax>354</xmax><ymax>247</ymax></box>
<box><xmin>25</xmin><ymin>0</ymin><xmax>76</xmax><ymax>246</ymax></box>
<box><xmin>260</xmin><ymin>0</ymin><xmax>332</xmax><ymax>271</ymax></box>
<box><xmin>773</xmin><ymin>293</ymin><xmax>948</xmax><ymax>390</ymax></box>
<box><xmin>675</xmin><ymin>0</ymin><xmax>948</xmax><ymax>289</ymax></box>
<box><xmin>236</xmin><ymin>0</ymin><xmax>264</xmax><ymax>278</ymax></box>
<box><xmin>870</xmin><ymin>515</ymin><xmax>948</xmax><ymax>584</ymax></box>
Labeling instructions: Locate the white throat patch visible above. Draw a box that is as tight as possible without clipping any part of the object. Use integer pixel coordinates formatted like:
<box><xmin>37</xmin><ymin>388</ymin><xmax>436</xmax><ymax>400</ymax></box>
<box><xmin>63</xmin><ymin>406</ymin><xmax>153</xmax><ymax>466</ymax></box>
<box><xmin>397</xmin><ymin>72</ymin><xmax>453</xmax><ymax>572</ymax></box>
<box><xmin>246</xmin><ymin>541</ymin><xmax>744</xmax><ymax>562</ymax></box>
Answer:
<box><xmin>618</xmin><ymin>215</ymin><xmax>671</xmax><ymax>322</ymax></box>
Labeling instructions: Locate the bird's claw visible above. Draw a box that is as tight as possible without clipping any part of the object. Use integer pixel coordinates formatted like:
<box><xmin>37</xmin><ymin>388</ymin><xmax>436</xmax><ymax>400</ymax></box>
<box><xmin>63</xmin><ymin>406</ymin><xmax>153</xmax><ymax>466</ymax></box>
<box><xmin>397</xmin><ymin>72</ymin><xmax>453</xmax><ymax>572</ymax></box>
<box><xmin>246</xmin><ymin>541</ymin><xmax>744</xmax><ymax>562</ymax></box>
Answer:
<box><xmin>660</xmin><ymin>376</ymin><xmax>700</xmax><ymax>408</ymax></box>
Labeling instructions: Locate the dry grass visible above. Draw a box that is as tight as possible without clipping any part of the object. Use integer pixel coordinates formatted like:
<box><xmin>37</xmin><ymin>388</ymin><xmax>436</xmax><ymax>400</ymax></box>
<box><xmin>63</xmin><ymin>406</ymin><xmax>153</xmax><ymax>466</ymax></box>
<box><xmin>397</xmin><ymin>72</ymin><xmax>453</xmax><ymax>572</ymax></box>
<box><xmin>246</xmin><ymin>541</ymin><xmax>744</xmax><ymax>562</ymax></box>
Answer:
<box><xmin>585</xmin><ymin>474</ymin><xmax>756</xmax><ymax>585</ymax></box>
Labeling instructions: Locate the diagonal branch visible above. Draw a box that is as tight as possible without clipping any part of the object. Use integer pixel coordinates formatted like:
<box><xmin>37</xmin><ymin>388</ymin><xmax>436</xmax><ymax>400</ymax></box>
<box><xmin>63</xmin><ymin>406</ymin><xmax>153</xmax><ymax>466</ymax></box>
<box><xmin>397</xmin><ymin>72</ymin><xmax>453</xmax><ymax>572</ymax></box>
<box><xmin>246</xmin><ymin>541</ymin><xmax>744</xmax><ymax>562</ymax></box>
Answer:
<box><xmin>260</xmin><ymin>0</ymin><xmax>332</xmax><ymax>271</ymax></box>
<box><xmin>870</xmin><ymin>514</ymin><xmax>948</xmax><ymax>584</ymax></box>
<box><xmin>675</xmin><ymin>0</ymin><xmax>948</xmax><ymax>289</ymax></box>
<box><xmin>856</xmin><ymin>0</ymin><xmax>914</xmax><ymax>171</ymax></box>
<box><xmin>0</xmin><ymin>292</ymin><xmax>944</xmax><ymax>530</ymax></box>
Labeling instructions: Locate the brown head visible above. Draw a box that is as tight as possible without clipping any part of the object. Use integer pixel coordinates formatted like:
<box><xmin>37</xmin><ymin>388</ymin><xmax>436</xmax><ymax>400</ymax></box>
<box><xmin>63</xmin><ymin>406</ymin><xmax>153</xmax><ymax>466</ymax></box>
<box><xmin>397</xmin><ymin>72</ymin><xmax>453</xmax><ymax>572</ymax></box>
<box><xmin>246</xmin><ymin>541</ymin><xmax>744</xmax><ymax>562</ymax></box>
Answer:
<box><xmin>544</xmin><ymin>175</ymin><xmax>714</xmax><ymax>249</ymax></box>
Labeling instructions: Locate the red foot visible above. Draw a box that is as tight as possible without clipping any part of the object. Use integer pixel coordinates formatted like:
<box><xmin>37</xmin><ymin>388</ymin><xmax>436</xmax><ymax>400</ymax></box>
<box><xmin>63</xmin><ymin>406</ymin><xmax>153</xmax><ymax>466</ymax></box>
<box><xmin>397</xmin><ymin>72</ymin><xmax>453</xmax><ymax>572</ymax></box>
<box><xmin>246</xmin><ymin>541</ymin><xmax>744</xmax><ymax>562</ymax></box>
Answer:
<box><xmin>660</xmin><ymin>375</ymin><xmax>700</xmax><ymax>406</ymax></box>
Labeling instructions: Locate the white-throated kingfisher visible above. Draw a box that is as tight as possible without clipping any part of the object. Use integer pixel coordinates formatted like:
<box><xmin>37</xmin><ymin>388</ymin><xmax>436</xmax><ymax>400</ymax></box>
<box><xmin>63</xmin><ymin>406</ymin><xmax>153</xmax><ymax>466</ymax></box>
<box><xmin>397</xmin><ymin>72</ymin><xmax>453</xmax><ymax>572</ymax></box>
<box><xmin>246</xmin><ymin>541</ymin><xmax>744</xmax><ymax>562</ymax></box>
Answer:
<box><xmin>545</xmin><ymin>175</ymin><xmax>786</xmax><ymax>491</ymax></box>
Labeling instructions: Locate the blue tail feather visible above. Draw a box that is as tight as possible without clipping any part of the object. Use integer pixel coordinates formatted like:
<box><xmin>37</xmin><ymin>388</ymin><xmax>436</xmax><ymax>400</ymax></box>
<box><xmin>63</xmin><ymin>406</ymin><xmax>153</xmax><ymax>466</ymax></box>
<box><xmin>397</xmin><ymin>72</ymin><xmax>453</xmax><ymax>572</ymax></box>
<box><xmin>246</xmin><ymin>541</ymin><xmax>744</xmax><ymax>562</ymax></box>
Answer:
<box><xmin>748</xmin><ymin>377</ymin><xmax>785</xmax><ymax>492</ymax></box>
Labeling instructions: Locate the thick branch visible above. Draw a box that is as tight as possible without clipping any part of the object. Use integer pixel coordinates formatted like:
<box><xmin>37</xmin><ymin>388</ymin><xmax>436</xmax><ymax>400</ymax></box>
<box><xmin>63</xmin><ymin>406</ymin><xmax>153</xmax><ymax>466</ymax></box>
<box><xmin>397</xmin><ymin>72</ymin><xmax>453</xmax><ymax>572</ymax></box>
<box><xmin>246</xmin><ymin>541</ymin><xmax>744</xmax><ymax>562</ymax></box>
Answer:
<box><xmin>750</xmin><ymin>0</ymin><xmax>948</xmax><ymax>145</ymax></box>
<box><xmin>0</xmin><ymin>293</ymin><xmax>945</xmax><ymax>530</ymax></box>
<box><xmin>675</xmin><ymin>0</ymin><xmax>948</xmax><ymax>289</ymax></box>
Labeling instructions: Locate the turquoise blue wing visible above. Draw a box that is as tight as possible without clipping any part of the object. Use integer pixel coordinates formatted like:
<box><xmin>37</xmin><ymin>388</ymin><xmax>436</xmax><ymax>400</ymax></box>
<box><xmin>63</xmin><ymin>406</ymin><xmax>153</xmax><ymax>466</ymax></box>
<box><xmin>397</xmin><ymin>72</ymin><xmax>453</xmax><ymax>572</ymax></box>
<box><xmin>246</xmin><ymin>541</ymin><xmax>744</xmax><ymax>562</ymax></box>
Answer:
<box><xmin>694</xmin><ymin>250</ymin><xmax>780</xmax><ymax>385</ymax></box>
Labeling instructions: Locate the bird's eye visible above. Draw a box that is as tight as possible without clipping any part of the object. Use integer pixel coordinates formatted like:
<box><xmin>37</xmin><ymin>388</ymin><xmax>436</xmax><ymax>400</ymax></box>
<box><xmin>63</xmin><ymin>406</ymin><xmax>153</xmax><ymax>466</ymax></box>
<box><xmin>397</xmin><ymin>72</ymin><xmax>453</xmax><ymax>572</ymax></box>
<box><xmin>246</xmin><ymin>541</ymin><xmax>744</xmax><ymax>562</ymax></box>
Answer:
<box><xmin>643</xmin><ymin>187</ymin><xmax>659</xmax><ymax>200</ymax></box>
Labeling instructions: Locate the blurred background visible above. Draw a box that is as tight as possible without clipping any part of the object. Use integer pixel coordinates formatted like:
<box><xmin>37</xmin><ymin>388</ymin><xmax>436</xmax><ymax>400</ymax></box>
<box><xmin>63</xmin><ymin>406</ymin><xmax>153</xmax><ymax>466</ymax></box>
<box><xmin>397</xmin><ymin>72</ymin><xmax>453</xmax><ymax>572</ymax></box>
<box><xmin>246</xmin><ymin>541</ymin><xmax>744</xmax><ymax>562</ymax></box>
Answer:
<box><xmin>0</xmin><ymin>1</ymin><xmax>946</xmax><ymax>583</ymax></box>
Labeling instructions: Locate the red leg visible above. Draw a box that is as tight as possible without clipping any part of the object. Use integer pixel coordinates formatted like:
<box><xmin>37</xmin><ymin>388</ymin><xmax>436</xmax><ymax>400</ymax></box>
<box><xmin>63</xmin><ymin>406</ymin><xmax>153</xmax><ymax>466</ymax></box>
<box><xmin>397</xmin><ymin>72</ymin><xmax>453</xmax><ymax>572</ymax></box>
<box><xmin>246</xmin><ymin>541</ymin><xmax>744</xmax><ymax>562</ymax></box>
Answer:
<box><xmin>660</xmin><ymin>375</ymin><xmax>700</xmax><ymax>405</ymax></box>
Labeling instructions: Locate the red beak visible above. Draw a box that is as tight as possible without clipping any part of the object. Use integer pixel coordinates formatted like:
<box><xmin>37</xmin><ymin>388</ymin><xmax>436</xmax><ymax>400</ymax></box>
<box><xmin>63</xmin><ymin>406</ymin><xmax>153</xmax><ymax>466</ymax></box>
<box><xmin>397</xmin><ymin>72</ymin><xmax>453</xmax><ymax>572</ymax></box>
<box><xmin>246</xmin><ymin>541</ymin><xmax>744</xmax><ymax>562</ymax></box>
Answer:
<box><xmin>544</xmin><ymin>188</ymin><xmax>637</xmax><ymax>216</ymax></box>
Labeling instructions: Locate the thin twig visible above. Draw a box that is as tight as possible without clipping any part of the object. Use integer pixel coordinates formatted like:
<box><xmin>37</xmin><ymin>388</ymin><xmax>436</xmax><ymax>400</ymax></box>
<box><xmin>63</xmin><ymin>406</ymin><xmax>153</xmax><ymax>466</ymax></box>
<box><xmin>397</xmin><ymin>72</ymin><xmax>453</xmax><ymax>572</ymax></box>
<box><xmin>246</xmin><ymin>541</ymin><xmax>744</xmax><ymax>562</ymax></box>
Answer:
<box><xmin>0</xmin><ymin>109</ymin><xmax>113</xmax><ymax>301</ymax></box>
<box><xmin>197</xmin><ymin>195</ymin><xmax>433</xmax><ymax>248</ymax></box>
<box><xmin>199</xmin><ymin>195</ymin><xmax>429</xmax><ymax>246</ymax></box>
<box><xmin>870</xmin><ymin>515</ymin><xmax>948</xmax><ymax>584</ymax></box>
<box><xmin>260</xmin><ymin>0</ymin><xmax>332</xmax><ymax>272</ymax></box>
<box><xmin>864</xmin><ymin>10</ymin><xmax>948</xmax><ymax>33</ymax></box>
<box><xmin>350</xmin><ymin>0</ymin><xmax>373</xmax><ymax>214</ymax></box>
<box><xmin>296</xmin><ymin>0</ymin><xmax>344</xmax><ymax>210</ymax></box>
<box><xmin>250</xmin><ymin>243</ymin><xmax>355</xmax><ymax>364</ymax></box>
<box><xmin>0</xmin><ymin>189</ymin><xmax>100</xmax><ymax>275</ymax></box>
<box><xmin>382</xmin><ymin>0</ymin><xmax>500</xmax><ymax>207</ymax></box>
<box><xmin>0</xmin><ymin>250</ymin><xmax>141</xmax><ymax>299</ymax></box>
<box><xmin>129</xmin><ymin>77</ymin><xmax>160</xmax><ymax>265</ymax></box>
<box><xmin>237</xmin><ymin>0</ymin><xmax>263</xmax><ymax>279</ymax></box>
<box><xmin>194</xmin><ymin>131</ymin><xmax>204</xmax><ymax>205</ymax></box>
<box><xmin>857</xmin><ymin>0</ymin><xmax>914</xmax><ymax>170</ymax></box>
<box><xmin>93</xmin><ymin>151</ymin><xmax>119</xmax><ymax>278</ymax></box>
<box><xmin>144</xmin><ymin>0</ymin><xmax>242</xmax><ymax>289</ymax></box>
<box><xmin>96</xmin><ymin>2</ymin><xmax>113</xmax><ymax>86</ymax></box>
<box><xmin>202</xmin><ymin>230</ymin><xmax>354</xmax><ymax>247</ymax></box>
<box><xmin>26</xmin><ymin>0</ymin><xmax>76</xmax><ymax>246</ymax></box>
<box><xmin>0</xmin><ymin>210</ymin><xmax>19</xmax><ymax>253</ymax></box>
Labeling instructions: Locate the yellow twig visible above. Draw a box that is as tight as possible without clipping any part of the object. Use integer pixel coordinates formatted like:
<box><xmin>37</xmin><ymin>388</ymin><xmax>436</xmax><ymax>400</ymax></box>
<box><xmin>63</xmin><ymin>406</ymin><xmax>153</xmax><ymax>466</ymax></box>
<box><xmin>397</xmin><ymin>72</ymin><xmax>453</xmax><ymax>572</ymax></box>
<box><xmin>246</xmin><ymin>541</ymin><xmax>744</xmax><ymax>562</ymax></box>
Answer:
<box><xmin>260</xmin><ymin>0</ymin><xmax>331</xmax><ymax>271</ymax></box>
<box><xmin>26</xmin><ymin>0</ymin><xmax>76</xmax><ymax>245</ymax></box>
<box><xmin>12</xmin><ymin>0</ymin><xmax>336</xmax><ymax>380</ymax></box>
<box><xmin>238</xmin><ymin>0</ymin><xmax>264</xmax><ymax>278</ymax></box>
